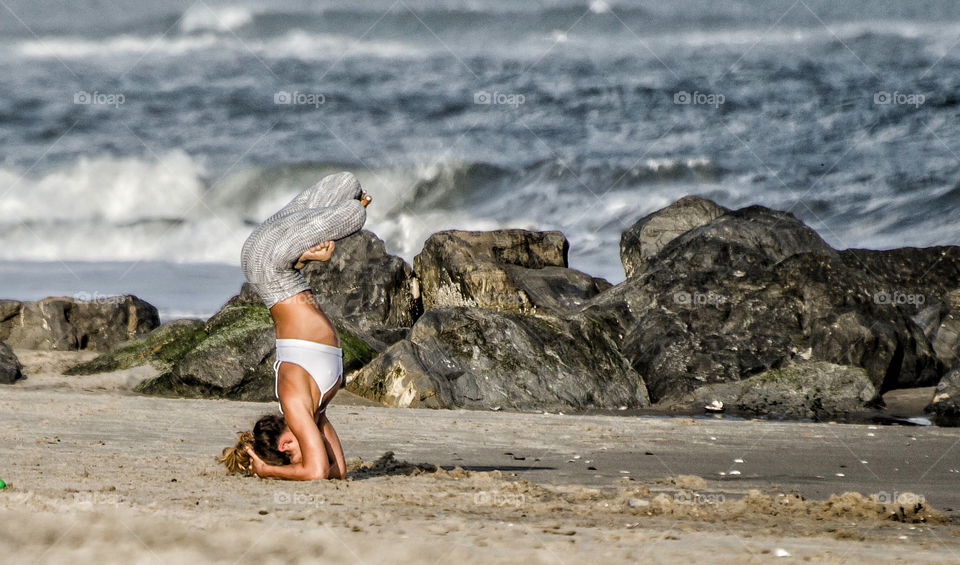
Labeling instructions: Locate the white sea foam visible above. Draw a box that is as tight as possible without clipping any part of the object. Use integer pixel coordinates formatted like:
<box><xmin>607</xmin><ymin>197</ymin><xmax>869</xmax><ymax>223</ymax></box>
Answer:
<box><xmin>0</xmin><ymin>151</ymin><xmax>636</xmax><ymax>280</ymax></box>
<box><xmin>14</xmin><ymin>19</ymin><xmax>960</xmax><ymax>61</ymax></box>
<box><xmin>0</xmin><ymin>154</ymin><xmax>513</xmax><ymax>268</ymax></box>
<box><xmin>14</xmin><ymin>29</ymin><xmax>425</xmax><ymax>60</ymax></box>
<box><xmin>659</xmin><ymin>20</ymin><xmax>960</xmax><ymax>49</ymax></box>
<box><xmin>264</xmin><ymin>30</ymin><xmax>423</xmax><ymax>60</ymax></box>
<box><xmin>0</xmin><ymin>151</ymin><xmax>203</xmax><ymax>223</ymax></box>
<box><xmin>0</xmin><ymin>151</ymin><xmax>244</xmax><ymax>263</ymax></box>
<box><xmin>179</xmin><ymin>4</ymin><xmax>254</xmax><ymax>34</ymax></box>
<box><xmin>589</xmin><ymin>0</ymin><xmax>611</xmax><ymax>15</ymax></box>
<box><xmin>0</xmin><ymin>151</ymin><xmax>206</xmax><ymax>223</ymax></box>
<box><xmin>0</xmin><ymin>149</ymin><xmax>947</xmax><ymax>285</ymax></box>
<box><xmin>15</xmin><ymin>34</ymin><xmax>222</xmax><ymax>58</ymax></box>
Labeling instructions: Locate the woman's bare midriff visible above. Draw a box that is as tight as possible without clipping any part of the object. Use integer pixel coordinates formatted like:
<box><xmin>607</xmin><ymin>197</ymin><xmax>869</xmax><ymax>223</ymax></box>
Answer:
<box><xmin>269</xmin><ymin>291</ymin><xmax>340</xmax><ymax>347</ymax></box>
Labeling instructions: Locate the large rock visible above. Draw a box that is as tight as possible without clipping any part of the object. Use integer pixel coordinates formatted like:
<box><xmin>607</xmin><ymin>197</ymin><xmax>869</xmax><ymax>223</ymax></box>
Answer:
<box><xmin>779</xmin><ymin>253</ymin><xmax>940</xmax><ymax>391</ymax></box>
<box><xmin>927</xmin><ymin>367</ymin><xmax>960</xmax><ymax>423</ymax></box>
<box><xmin>912</xmin><ymin>292</ymin><xmax>960</xmax><ymax>371</ymax></box>
<box><xmin>414</xmin><ymin>229</ymin><xmax>610</xmax><ymax>315</ymax></box>
<box><xmin>0</xmin><ymin>341</ymin><xmax>23</xmax><ymax>384</ymax></box>
<box><xmin>647</xmin><ymin>204</ymin><xmax>841</xmax><ymax>272</ymax></box>
<box><xmin>146</xmin><ymin>303</ymin><xmax>277</xmax><ymax>399</ymax></box>
<box><xmin>66</xmin><ymin>319</ymin><xmax>207</xmax><ymax>376</ymax></box>
<box><xmin>346</xmin><ymin>340</ymin><xmax>438</xmax><ymax>407</ymax></box>
<box><xmin>302</xmin><ymin>230</ymin><xmax>422</xmax><ymax>342</ymax></box>
<box><xmin>682</xmin><ymin>362</ymin><xmax>880</xmax><ymax>420</ymax></box>
<box><xmin>132</xmin><ymin>302</ymin><xmax>376</xmax><ymax>401</ymax></box>
<box><xmin>620</xmin><ymin>195</ymin><xmax>727</xmax><ymax>278</ymax></box>
<box><xmin>585</xmin><ymin>203</ymin><xmax>951</xmax><ymax>403</ymax></box>
<box><xmin>0</xmin><ymin>296</ymin><xmax>159</xmax><ymax>351</ymax></box>
<box><xmin>348</xmin><ymin>307</ymin><xmax>649</xmax><ymax>411</ymax></box>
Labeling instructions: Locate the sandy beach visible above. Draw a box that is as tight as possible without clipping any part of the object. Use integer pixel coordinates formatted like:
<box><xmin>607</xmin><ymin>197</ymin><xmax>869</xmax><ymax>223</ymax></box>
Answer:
<box><xmin>1</xmin><ymin>350</ymin><xmax>958</xmax><ymax>564</ymax></box>
<box><xmin>5</xmin><ymin>1</ymin><xmax>960</xmax><ymax>563</ymax></box>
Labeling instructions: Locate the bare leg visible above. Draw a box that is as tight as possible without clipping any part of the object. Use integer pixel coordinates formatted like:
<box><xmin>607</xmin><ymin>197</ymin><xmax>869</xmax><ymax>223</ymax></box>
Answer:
<box><xmin>264</xmin><ymin>172</ymin><xmax>364</xmax><ymax>225</ymax></box>
<box><xmin>241</xmin><ymin>199</ymin><xmax>367</xmax><ymax>307</ymax></box>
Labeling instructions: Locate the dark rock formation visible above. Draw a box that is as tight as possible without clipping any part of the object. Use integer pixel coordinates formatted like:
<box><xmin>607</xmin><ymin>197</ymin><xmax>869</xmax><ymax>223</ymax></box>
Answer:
<box><xmin>0</xmin><ymin>296</ymin><xmax>159</xmax><ymax>351</ymax></box>
<box><xmin>140</xmin><ymin>303</ymin><xmax>276</xmax><ymax>400</ymax></box>
<box><xmin>912</xmin><ymin>290</ymin><xmax>960</xmax><ymax>371</ymax></box>
<box><xmin>927</xmin><ymin>367</ymin><xmax>960</xmax><ymax>422</ymax></box>
<box><xmin>414</xmin><ymin>229</ymin><xmax>610</xmax><ymax>315</ymax></box>
<box><xmin>681</xmin><ymin>362</ymin><xmax>880</xmax><ymax>420</ymax></box>
<box><xmin>301</xmin><ymin>230</ymin><xmax>422</xmax><ymax>344</ymax></box>
<box><xmin>620</xmin><ymin>195</ymin><xmax>727</xmax><ymax>278</ymax></box>
<box><xmin>0</xmin><ymin>341</ymin><xmax>23</xmax><ymax>384</ymax></box>
<box><xmin>591</xmin><ymin>201</ymin><xmax>953</xmax><ymax>404</ymax></box>
<box><xmin>341</xmin><ymin>202</ymin><xmax>955</xmax><ymax>414</ymax></box>
<box><xmin>51</xmin><ymin>197</ymin><xmax>960</xmax><ymax>421</ymax></box>
<box><xmin>348</xmin><ymin>306</ymin><xmax>649</xmax><ymax>411</ymax></box>
<box><xmin>65</xmin><ymin>319</ymin><xmax>207</xmax><ymax>376</ymax></box>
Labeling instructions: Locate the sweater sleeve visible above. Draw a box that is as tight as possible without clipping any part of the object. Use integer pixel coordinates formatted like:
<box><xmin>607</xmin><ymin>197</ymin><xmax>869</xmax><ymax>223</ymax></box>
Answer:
<box><xmin>269</xmin><ymin>200</ymin><xmax>367</xmax><ymax>265</ymax></box>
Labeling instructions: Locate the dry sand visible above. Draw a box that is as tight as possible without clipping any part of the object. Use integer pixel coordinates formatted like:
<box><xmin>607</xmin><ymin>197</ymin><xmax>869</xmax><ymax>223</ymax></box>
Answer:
<box><xmin>2</xmin><ymin>350</ymin><xmax>959</xmax><ymax>564</ymax></box>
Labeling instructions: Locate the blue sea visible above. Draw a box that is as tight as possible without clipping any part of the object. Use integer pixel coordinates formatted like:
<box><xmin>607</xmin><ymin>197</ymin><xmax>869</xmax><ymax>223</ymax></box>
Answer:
<box><xmin>1</xmin><ymin>0</ymin><xmax>959</xmax><ymax>320</ymax></box>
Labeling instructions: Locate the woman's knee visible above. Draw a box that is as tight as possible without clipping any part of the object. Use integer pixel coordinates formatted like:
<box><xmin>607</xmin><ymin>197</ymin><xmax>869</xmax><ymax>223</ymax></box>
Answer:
<box><xmin>322</xmin><ymin>171</ymin><xmax>361</xmax><ymax>201</ymax></box>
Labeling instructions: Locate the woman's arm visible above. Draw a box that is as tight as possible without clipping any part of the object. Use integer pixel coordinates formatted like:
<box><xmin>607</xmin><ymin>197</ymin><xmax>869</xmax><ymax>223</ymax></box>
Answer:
<box><xmin>319</xmin><ymin>413</ymin><xmax>346</xmax><ymax>479</ymax></box>
<box><xmin>248</xmin><ymin>404</ymin><xmax>329</xmax><ymax>480</ymax></box>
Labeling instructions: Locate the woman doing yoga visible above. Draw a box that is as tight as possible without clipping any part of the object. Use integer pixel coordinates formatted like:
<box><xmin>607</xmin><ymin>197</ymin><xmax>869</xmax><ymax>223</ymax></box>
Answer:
<box><xmin>219</xmin><ymin>172</ymin><xmax>371</xmax><ymax>480</ymax></box>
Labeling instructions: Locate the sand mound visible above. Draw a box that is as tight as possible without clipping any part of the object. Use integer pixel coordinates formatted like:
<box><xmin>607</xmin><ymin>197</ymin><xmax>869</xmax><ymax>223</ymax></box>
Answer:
<box><xmin>622</xmin><ymin>488</ymin><xmax>945</xmax><ymax>525</ymax></box>
<box><xmin>658</xmin><ymin>474</ymin><xmax>708</xmax><ymax>490</ymax></box>
<box><xmin>347</xmin><ymin>451</ymin><xmax>462</xmax><ymax>478</ymax></box>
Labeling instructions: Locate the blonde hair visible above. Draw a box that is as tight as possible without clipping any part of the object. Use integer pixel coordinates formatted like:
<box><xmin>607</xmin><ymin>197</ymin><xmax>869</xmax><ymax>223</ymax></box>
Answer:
<box><xmin>217</xmin><ymin>414</ymin><xmax>289</xmax><ymax>474</ymax></box>
<box><xmin>217</xmin><ymin>431</ymin><xmax>254</xmax><ymax>474</ymax></box>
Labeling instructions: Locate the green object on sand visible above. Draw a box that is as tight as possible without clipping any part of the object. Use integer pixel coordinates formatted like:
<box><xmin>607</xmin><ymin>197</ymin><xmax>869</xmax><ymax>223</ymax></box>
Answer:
<box><xmin>0</xmin><ymin>479</ymin><xmax>6</xmax><ymax>489</ymax></box>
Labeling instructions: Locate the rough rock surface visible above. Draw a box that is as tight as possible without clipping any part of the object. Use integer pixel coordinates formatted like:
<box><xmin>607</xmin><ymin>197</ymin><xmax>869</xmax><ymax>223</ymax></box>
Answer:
<box><xmin>620</xmin><ymin>195</ymin><xmax>727</xmax><ymax>278</ymax></box>
<box><xmin>141</xmin><ymin>303</ymin><xmax>277</xmax><ymax>400</ymax></box>
<box><xmin>0</xmin><ymin>296</ymin><xmax>159</xmax><ymax>351</ymax></box>
<box><xmin>0</xmin><ymin>341</ymin><xmax>23</xmax><ymax>384</ymax></box>
<box><xmin>841</xmin><ymin>248</ymin><xmax>960</xmax><ymax>307</ymax></box>
<box><xmin>348</xmin><ymin>306</ymin><xmax>649</xmax><ymax>411</ymax></box>
<box><xmin>302</xmin><ymin>230</ymin><xmax>422</xmax><ymax>343</ymax></box>
<box><xmin>682</xmin><ymin>362</ymin><xmax>880</xmax><ymax>420</ymax></box>
<box><xmin>912</xmin><ymin>293</ymin><xmax>960</xmax><ymax>371</ymax></box>
<box><xmin>66</xmin><ymin>319</ymin><xmax>207</xmax><ymax>376</ymax></box>
<box><xmin>926</xmin><ymin>367</ymin><xmax>960</xmax><ymax>422</ymax></box>
<box><xmin>590</xmin><ymin>204</ymin><xmax>950</xmax><ymax>403</ymax></box>
<box><xmin>414</xmin><ymin>229</ymin><xmax>609</xmax><ymax>315</ymax></box>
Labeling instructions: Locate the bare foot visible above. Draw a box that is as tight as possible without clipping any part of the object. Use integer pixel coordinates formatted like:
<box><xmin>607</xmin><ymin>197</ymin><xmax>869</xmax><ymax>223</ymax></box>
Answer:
<box><xmin>295</xmin><ymin>240</ymin><xmax>335</xmax><ymax>269</ymax></box>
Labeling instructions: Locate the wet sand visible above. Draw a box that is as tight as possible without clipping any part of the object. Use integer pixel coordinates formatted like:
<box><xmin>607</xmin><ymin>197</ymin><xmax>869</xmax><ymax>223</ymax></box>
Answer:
<box><xmin>1</xmin><ymin>351</ymin><xmax>959</xmax><ymax>564</ymax></box>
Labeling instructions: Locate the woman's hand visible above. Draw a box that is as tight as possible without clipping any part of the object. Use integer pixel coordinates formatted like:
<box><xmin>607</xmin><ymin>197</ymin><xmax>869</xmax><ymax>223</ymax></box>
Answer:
<box><xmin>294</xmin><ymin>240</ymin><xmax>335</xmax><ymax>269</ymax></box>
<box><xmin>245</xmin><ymin>446</ymin><xmax>270</xmax><ymax>478</ymax></box>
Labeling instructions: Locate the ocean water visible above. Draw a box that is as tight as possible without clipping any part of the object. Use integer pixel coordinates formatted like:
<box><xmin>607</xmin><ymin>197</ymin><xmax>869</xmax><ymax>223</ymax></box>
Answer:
<box><xmin>1</xmin><ymin>0</ymin><xmax>959</xmax><ymax>319</ymax></box>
